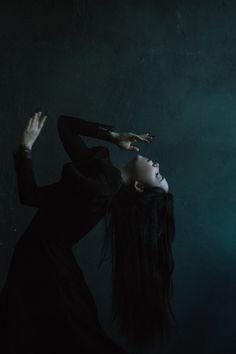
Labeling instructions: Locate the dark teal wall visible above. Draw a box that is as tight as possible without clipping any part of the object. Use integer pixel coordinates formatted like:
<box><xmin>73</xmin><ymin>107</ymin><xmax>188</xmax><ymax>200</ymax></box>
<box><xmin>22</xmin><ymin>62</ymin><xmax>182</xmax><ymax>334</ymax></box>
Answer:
<box><xmin>0</xmin><ymin>1</ymin><xmax>235</xmax><ymax>353</ymax></box>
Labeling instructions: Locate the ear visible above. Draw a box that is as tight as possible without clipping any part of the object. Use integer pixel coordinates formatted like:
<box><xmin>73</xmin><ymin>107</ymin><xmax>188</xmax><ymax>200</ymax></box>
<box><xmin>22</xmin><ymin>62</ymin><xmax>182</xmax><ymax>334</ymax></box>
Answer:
<box><xmin>134</xmin><ymin>180</ymin><xmax>144</xmax><ymax>193</ymax></box>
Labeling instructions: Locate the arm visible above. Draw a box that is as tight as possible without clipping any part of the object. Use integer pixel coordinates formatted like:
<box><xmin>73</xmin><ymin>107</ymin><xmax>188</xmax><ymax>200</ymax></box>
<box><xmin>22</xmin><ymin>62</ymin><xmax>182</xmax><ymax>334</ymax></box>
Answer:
<box><xmin>57</xmin><ymin>114</ymin><xmax>119</xmax><ymax>163</ymax></box>
<box><xmin>57</xmin><ymin>114</ymin><xmax>154</xmax><ymax>159</ymax></box>
<box><xmin>13</xmin><ymin>111</ymin><xmax>56</xmax><ymax>208</ymax></box>
<box><xmin>57</xmin><ymin>115</ymin><xmax>155</xmax><ymax>196</ymax></box>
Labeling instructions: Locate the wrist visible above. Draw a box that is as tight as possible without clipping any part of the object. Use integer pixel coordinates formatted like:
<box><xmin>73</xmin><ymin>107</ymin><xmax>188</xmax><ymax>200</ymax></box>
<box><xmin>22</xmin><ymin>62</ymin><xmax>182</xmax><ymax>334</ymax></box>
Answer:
<box><xmin>109</xmin><ymin>131</ymin><xmax>120</xmax><ymax>144</ymax></box>
<box><xmin>20</xmin><ymin>143</ymin><xmax>32</xmax><ymax>150</ymax></box>
<box><xmin>15</xmin><ymin>144</ymin><xmax>32</xmax><ymax>159</ymax></box>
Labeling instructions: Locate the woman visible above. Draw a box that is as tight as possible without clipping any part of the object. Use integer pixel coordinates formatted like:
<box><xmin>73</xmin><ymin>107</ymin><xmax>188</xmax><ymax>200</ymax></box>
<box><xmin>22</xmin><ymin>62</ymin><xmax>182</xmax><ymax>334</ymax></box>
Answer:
<box><xmin>0</xmin><ymin>111</ymin><xmax>175</xmax><ymax>352</ymax></box>
<box><xmin>100</xmin><ymin>130</ymin><xmax>175</xmax><ymax>347</ymax></box>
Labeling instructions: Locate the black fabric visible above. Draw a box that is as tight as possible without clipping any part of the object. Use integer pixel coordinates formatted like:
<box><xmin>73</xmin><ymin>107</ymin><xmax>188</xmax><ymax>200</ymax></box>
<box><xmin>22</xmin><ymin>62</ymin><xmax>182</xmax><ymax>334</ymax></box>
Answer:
<box><xmin>0</xmin><ymin>115</ymin><xmax>126</xmax><ymax>353</ymax></box>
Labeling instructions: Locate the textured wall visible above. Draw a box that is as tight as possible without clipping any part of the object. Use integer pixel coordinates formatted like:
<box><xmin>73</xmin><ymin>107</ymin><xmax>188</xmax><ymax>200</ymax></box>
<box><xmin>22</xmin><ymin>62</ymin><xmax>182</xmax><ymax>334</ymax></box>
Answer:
<box><xmin>0</xmin><ymin>1</ymin><xmax>236</xmax><ymax>353</ymax></box>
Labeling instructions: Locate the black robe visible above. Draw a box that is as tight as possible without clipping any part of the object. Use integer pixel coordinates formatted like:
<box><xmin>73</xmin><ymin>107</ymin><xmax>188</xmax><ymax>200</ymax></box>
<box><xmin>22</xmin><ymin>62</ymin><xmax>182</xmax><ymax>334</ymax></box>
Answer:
<box><xmin>0</xmin><ymin>115</ymin><xmax>128</xmax><ymax>354</ymax></box>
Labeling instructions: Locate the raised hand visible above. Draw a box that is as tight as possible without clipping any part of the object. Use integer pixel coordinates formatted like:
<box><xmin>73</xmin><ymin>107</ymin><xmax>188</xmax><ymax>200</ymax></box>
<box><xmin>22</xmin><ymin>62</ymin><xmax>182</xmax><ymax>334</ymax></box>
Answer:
<box><xmin>20</xmin><ymin>111</ymin><xmax>47</xmax><ymax>149</ymax></box>
<box><xmin>112</xmin><ymin>131</ymin><xmax>154</xmax><ymax>152</ymax></box>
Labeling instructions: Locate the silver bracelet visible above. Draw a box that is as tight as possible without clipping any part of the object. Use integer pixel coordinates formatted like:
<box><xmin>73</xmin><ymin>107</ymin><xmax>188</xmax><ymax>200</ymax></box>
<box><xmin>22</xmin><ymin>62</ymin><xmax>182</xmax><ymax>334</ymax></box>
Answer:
<box><xmin>18</xmin><ymin>144</ymin><xmax>32</xmax><ymax>158</ymax></box>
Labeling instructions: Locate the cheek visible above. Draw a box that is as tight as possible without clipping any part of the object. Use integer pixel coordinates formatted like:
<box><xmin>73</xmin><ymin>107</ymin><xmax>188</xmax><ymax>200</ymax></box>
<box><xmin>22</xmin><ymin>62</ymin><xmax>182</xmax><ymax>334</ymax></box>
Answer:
<box><xmin>148</xmin><ymin>165</ymin><xmax>156</xmax><ymax>176</ymax></box>
<box><xmin>142</xmin><ymin>165</ymin><xmax>154</xmax><ymax>181</ymax></box>
<box><xmin>135</xmin><ymin>164</ymin><xmax>147</xmax><ymax>180</ymax></box>
<box><xmin>135</xmin><ymin>161</ymin><xmax>154</xmax><ymax>180</ymax></box>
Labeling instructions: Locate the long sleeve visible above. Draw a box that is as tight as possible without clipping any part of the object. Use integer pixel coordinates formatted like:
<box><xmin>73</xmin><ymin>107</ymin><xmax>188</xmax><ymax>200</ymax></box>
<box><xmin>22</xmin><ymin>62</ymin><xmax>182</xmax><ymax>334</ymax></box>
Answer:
<box><xmin>13</xmin><ymin>145</ymin><xmax>59</xmax><ymax>208</ymax></box>
<box><xmin>57</xmin><ymin>115</ymin><xmax>115</xmax><ymax>163</ymax></box>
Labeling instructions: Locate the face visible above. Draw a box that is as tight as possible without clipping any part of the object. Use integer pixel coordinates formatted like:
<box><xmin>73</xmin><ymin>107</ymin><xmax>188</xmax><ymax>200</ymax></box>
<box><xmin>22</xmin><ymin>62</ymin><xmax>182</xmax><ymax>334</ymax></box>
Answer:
<box><xmin>123</xmin><ymin>154</ymin><xmax>169</xmax><ymax>193</ymax></box>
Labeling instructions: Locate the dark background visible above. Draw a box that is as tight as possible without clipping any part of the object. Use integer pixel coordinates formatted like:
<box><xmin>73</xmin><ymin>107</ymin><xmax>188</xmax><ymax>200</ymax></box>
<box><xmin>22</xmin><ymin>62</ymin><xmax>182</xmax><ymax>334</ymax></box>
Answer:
<box><xmin>0</xmin><ymin>0</ymin><xmax>236</xmax><ymax>353</ymax></box>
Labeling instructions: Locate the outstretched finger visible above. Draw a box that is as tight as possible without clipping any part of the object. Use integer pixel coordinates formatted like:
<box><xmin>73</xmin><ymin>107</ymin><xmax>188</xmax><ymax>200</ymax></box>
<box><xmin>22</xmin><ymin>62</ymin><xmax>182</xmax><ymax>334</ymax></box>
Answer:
<box><xmin>132</xmin><ymin>134</ymin><xmax>152</xmax><ymax>143</ymax></box>
<box><xmin>39</xmin><ymin>115</ymin><xmax>47</xmax><ymax>129</ymax></box>
<box><xmin>130</xmin><ymin>134</ymin><xmax>144</xmax><ymax>142</ymax></box>
<box><xmin>142</xmin><ymin>133</ymin><xmax>155</xmax><ymax>141</ymax></box>
<box><xmin>145</xmin><ymin>132</ymin><xmax>155</xmax><ymax>137</ymax></box>
<box><xmin>37</xmin><ymin>112</ymin><xmax>42</xmax><ymax>124</ymax></box>
<box><xmin>31</xmin><ymin>112</ymin><xmax>39</xmax><ymax>129</ymax></box>
<box><xmin>129</xmin><ymin>145</ymin><xmax>140</xmax><ymax>152</ymax></box>
<box><xmin>36</xmin><ymin>112</ymin><xmax>42</xmax><ymax>127</ymax></box>
<box><xmin>26</xmin><ymin>118</ymin><xmax>33</xmax><ymax>130</ymax></box>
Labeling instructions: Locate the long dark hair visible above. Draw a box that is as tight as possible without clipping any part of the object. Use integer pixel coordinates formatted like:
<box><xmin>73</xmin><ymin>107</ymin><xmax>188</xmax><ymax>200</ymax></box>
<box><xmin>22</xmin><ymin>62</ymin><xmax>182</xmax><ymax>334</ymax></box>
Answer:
<box><xmin>98</xmin><ymin>182</ymin><xmax>176</xmax><ymax>346</ymax></box>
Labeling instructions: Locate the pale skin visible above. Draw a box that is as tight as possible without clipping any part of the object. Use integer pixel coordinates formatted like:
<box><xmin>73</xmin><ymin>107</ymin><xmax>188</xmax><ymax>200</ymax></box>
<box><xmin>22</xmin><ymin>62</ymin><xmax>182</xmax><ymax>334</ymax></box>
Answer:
<box><xmin>20</xmin><ymin>111</ymin><xmax>48</xmax><ymax>150</ymax></box>
<box><xmin>20</xmin><ymin>111</ymin><xmax>169</xmax><ymax>194</ymax></box>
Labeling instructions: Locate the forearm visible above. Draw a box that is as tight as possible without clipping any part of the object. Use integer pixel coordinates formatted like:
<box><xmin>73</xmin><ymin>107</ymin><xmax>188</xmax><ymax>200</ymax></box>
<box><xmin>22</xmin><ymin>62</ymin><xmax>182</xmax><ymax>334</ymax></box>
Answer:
<box><xmin>58</xmin><ymin>115</ymin><xmax>118</xmax><ymax>143</ymax></box>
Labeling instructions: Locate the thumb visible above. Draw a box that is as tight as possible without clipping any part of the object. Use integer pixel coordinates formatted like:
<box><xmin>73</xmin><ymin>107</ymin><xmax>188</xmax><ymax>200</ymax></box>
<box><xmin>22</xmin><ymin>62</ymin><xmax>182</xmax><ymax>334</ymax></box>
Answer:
<box><xmin>130</xmin><ymin>145</ymin><xmax>140</xmax><ymax>152</ymax></box>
